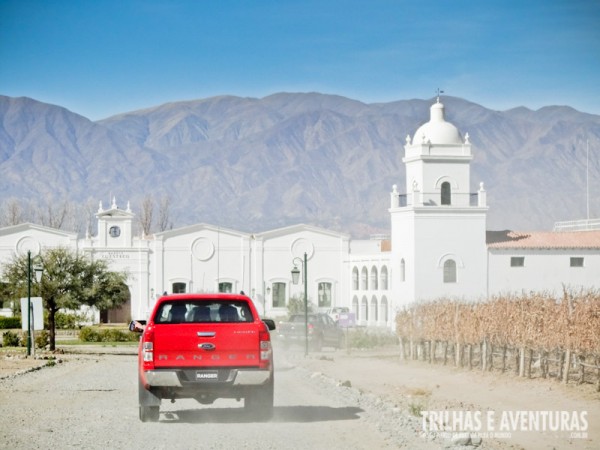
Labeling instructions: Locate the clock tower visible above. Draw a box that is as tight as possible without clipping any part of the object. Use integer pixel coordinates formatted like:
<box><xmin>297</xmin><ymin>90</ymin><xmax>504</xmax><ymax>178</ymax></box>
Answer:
<box><xmin>96</xmin><ymin>198</ymin><xmax>135</xmax><ymax>248</ymax></box>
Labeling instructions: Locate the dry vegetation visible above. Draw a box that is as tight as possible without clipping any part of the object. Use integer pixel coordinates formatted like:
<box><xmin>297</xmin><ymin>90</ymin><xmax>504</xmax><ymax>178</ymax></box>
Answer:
<box><xmin>395</xmin><ymin>288</ymin><xmax>600</xmax><ymax>389</ymax></box>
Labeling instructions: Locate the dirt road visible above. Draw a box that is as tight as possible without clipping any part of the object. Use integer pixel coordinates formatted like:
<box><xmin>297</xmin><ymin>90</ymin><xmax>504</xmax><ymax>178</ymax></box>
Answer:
<box><xmin>0</xmin><ymin>344</ymin><xmax>598</xmax><ymax>449</ymax></box>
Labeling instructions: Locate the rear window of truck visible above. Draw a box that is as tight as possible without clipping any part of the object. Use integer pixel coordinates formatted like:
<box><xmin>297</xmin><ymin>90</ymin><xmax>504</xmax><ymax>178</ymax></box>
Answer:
<box><xmin>154</xmin><ymin>300</ymin><xmax>254</xmax><ymax>324</ymax></box>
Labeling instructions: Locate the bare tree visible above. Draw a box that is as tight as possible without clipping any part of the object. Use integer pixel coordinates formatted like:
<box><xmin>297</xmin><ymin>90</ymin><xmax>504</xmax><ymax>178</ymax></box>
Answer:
<box><xmin>157</xmin><ymin>195</ymin><xmax>173</xmax><ymax>231</ymax></box>
<box><xmin>0</xmin><ymin>198</ymin><xmax>26</xmax><ymax>226</ymax></box>
<box><xmin>36</xmin><ymin>198</ymin><xmax>70</xmax><ymax>229</ymax></box>
<box><xmin>138</xmin><ymin>195</ymin><xmax>154</xmax><ymax>236</ymax></box>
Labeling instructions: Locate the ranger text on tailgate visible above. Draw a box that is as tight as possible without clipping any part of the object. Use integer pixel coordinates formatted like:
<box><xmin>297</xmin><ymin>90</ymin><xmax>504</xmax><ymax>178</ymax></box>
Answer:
<box><xmin>130</xmin><ymin>293</ymin><xmax>276</xmax><ymax>422</ymax></box>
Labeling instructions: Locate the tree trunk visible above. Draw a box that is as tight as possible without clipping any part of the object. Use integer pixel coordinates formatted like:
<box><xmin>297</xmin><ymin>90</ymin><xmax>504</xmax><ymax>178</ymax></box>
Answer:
<box><xmin>48</xmin><ymin>306</ymin><xmax>57</xmax><ymax>351</ymax></box>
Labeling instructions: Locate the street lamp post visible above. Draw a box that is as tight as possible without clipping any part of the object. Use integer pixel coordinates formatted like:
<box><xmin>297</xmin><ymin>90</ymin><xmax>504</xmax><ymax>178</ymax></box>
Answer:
<box><xmin>26</xmin><ymin>251</ymin><xmax>44</xmax><ymax>357</ymax></box>
<box><xmin>291</xmin><ymin>252</ymin><xmax>308</xmax><ymax>356</ymax></box>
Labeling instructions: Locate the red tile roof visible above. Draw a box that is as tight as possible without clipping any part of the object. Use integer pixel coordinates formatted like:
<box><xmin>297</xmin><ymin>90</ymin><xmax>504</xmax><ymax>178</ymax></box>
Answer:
<box><xmin>487</xmin><ymin>230</ymin><xmax>600</xmax><ymax>249</ymax></box>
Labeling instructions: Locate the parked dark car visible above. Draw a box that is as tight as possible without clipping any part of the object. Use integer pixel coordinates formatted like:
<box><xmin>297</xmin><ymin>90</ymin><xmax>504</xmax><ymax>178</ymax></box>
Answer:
<box><xmin>278</xmin><ymin>313</ymin><xmax>344</xmax><ymax>351</ymax></box>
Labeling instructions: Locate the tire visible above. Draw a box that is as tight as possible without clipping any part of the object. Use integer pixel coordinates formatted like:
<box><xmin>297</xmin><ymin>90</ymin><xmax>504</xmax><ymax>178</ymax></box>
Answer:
<box><xmin>311</xmin><ymin>335</ymin><xmax>323</xmax><ymax>352</ymax></box>
<box><xmin>336</xmin><ymin>333</ymin><xmax>344</xmax><ymax>349</ymax></box>
<box><xmin>139</xmin><ymin>405</ymin><xmax>160</xmax><ymax>422</ymax></box>
<box><xmin>244</xmin><ymin>379</ymin><xmax>274</xmax><ymax>421</ymax></box>
<box><xmin>138</xmin><ymin>379</ymin><xmax>161</xmax><ymax>422</ymax></box>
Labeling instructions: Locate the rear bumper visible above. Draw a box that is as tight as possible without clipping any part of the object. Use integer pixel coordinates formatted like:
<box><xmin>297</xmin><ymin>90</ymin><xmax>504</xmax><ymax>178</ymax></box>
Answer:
<box><xmin>144</xmin><ymin>368</ymin><xmax>272</xmax><ymax>388</ymax></box>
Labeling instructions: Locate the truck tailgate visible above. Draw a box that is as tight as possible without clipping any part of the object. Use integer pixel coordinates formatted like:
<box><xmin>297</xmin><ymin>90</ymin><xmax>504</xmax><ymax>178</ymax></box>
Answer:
<box><xmin>152</xmin><ymin>322</ymin><xmax>260</xmax><ymax>368</ymax></box>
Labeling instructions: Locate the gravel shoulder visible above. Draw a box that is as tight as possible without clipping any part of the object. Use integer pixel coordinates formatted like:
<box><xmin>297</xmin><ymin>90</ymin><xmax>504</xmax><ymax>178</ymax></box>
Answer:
<box><xmin>283</xmin><ymin>344</ymin><xmax>599</xmax><ymax>450</ymax></box>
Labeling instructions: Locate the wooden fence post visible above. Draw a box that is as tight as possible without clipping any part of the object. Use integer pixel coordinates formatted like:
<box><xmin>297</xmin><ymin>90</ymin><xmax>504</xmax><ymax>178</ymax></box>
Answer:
<box><xmin>562</xmin><ymin>293</ymin><xmax>574</xmax><ymax>384</ymax></box>
<box><xmin>563</xmin><ymin>349</ymin><xmax>572</xmax><ymax>384</ymax></box>
<box><xmin>481</xmin><ymin>338</ymin><xmax>488</xmax><ymax>372</ymax></box>
<box><xmin>519</xmin><ymin>346</ymin><xmax>526</xmax><ymax>378</ymax></box>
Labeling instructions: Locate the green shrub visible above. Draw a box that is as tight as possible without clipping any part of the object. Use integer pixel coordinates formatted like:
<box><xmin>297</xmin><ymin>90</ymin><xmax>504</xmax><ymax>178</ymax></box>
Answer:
<box><xmin>55</xmin><ymin>312</ymin><xmax>79</xmax><ymax>329</ymax></box>
<box><xmin>79</xmin><ymin>326</ymin><xmax>138</xmax><ymax>343</ymax></box>
<box><xmin>0</xmin><ymin>316</ymin><xmax>22</xmax><ymax>329</ymax></box>
<box><xmin>35</xmin><ymin>330</ymin><xmax>49</xmax><ymax>349</ymax></box>
<box><xmin>79</xmin><ymin>326</ymin><xmax>100</xmax><ymax>342</ymax></box>
<box><xmin>2</xmin><ymin>330</ymin><xmax>21</xmax><ymax>347</ymax></box>
<box><xmin>346</xmin><ymin>328</ymin><xmax>398</xmax><ymax>349</ymax></box>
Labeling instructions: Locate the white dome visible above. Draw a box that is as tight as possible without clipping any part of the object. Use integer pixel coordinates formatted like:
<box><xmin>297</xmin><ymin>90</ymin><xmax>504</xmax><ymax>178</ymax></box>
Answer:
<box><xmin>412</xmin><ymin>101</ymin><xmax>463</xmax><ymax>145</ymax></box>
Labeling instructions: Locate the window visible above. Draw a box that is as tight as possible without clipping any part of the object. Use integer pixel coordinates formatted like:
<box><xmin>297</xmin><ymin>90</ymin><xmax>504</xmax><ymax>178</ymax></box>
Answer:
<box><xmin>510</xmin><ymin>257</ymin><xmax>525</xmax><ymax>267</ymax></box>
<box><xmin>443</xmin><ymin>259</ymin><xmax>457</xmax><ymax>283</ymax></box>
<box><xmin>441</xmin><ymin>181</ymin><xmax>451</xmax><ymax>205</ymax></box>
<box><xmin>370</xmin><ymin>267</ymin><xmax>378</xmax><ymax>290</ymax></box>
<box><xmin>361</xmin><ymin>297</ymin><xmax>368</xmax><ymax>321</ymax></box>
<box><xmin>400</xmin><ymin>259</ymin><xmax>406</xmax><ymax>282</ymax></box>
<box><xmin>318</xmin><ymin>282</ymin><xmax>332</xmax><ymax>308</ymax></box>
<box><xmin>218</xmin><ymin>282</ymin><xmax>232</xmax><ymax>293</ymax></box>
<box><xmin>352</xmin><ymin>296</ymin><xmax>359</xmax><ymax>320</ymax></box>
<box><xmin>370</xmin><ymin>297</ymin><xmax>378</xmax><ymax>322</ymax></box>
<box><xmin>361</xmin><ymin>267</ymin><xmax>368</xmax><ymax>290</ymax></box>
<box><xmin>172</xmin><ymin>282</ymin><xmax>186</xmax><ymax>293</ymax></box>
<box><xmin>352</xmin><ymin>267</ymin><xmax>359</xmax><ymax>290</ymax></box>
<box><xmin>272</xmin><ymin>282</ymin><xmax>286</xmax><ymax>308</ymax></box>
<box><xmin>381</xmin><ymin>297</ymin><xmax>388</xmax><ymax>323</ymax></box>
<box><xmin>154</xmin><ymin>300</ymin><xmax>253</xmax><ymax>324</ymax></box>
<box><xmin>570</xmin><ymin>257</ymin><xmax>584</xmax><ymax>267</ymax></box>
<box><xmin>380</xmin><ymin>266</ymin><xmax>388</xmax><ymax>290</ymax></box>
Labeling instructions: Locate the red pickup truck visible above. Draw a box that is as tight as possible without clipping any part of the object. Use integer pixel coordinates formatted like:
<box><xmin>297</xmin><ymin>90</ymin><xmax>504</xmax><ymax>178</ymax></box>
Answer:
<box><xmin>131</xmin><ymin>293</ymin><xmax>276</xmax><ymax>422</ymax></box>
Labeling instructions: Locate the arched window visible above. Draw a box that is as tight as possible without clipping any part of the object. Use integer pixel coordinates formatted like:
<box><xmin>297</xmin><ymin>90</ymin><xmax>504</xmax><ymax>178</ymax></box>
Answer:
<box><xmin>361</xmin><ymin>297</ymin><xmax>368</xmax><ymax>321</ymax></box>
<box><xmin>352</xmin><ymin>296</ymin><xmax>359</xmax><ymax>320</ymax></box>
<box><xmin>400</xmin><ymin>259</ymin><xmax>406</xmax><ymax>282</ymax></box>
<box><xmin>370</xmin><ymin>266</ymin><xmax>378</xmax><ymax>290</ymax></box>
<box><xmin>380</xmin><ymin>266</ymin><xmax>388</xmax><ymax>290</ymax></box>
<box><xmin>370</xmin><ymin>296</ymin><xmax>378</xmax><ymax>322</ymax></box>
<box><xmin>318</xmin><ymin>282</ymin><xmax>332</xmax><ymax>308</ymax></box>
<box><xmin>441</xmin><ymin>181</ymin><xmax>451</xmax><ymax>205</ymax></box>
<box><xmin>271</xmin><ymin>282</ymin><xmax>286</xmax><ymax>307</ymax></box>
<box><xmin>218</xmin><ymin>282</ymin><xmax>232</xmax><ymax>293</ymax></box>
<box><xmin>361</xmin><ymin>267</ymin><xmax>368</xmax><ymax>290</ymax></box>
<box><xmin>443</xmin><ymin>259</ymin><xmax>457</xmax><ymax>283</ymax></box>
<box><xmin>381</xmin><ymin>297</ymin><xmax>388</xmax><ymax>323</ymax></box>
<box><xmin>172</xmin><ymin>282</ymin><xmax>186</xmax><ymax>293</ymax></box>
<box><xmin>352</xmin><ymin>267</ymin><xmax>359</xmax><ymax>290</ymax></box>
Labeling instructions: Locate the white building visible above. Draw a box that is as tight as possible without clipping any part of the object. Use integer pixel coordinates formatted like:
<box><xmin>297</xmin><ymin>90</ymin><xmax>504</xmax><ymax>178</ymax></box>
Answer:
<box><xmin>1</xmin><ymin>99</ymin><xmax>599</xmax><ymax>326</ymax></box>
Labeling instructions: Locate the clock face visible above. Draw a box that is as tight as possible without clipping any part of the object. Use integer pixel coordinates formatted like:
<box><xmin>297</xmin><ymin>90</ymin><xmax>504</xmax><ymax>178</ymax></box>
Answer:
<box><xmin>109</xmin><ymin>226</ymin><xmax>121</xmax><ymax>238</ymax></box>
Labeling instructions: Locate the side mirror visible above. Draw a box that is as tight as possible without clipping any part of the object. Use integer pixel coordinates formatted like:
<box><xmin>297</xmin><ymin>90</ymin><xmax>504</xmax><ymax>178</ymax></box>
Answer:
<box><xmin>262</xmin><ymin>319</ymin><xmax>276</xmax><ymax>331</ymax></box>
<box><xmin>129</xmin><ymin>320</ymin><xmax>147</xmax><ymax>332</ymax></box>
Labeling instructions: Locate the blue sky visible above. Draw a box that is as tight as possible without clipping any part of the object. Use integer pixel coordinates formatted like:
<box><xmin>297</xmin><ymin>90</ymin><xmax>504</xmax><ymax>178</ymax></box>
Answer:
<box><xmin>1</xmin><ymin>0</ymin><xmax>599</xmax><ymax>120</ymax></box>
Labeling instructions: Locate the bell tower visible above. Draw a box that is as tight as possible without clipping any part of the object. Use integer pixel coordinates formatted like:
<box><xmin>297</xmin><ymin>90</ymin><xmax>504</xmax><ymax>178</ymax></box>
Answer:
<box><xmin>389</xmin><ymin>98</ymin><xmax>488</xmax><ymax>305</ymax></box>
<box><xmin>95</xmin><ymin>198</ymin><xmax>135</xmax><ymax>248</ymax></box>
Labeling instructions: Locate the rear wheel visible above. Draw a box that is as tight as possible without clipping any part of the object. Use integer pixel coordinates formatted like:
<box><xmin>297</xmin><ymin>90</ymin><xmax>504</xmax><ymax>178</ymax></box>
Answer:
<box><xmin>138</xmin><ymin>379</ymin><xmax>161</xmax><ymax>422</ymax></box>
<box><xmin>139</xmin><ymin>405</ymin><xmax>160</xmax><ymax>422</ymax></box>
<box><xmin>244</xmin><ymin>379</ymin><xmax>274</xmax><ymax>420</ymax></box>
<box><xmin>311</xmin><ymin>335</ymin><xmax>323</xmax><ymax>352</ymax></box>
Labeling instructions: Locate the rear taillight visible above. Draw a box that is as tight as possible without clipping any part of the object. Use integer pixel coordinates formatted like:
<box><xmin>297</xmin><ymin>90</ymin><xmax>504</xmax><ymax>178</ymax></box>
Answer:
<box><xmin>258</xmin><ymin>324</ymin><xmax>272</xmax><ymax>368</ymax></box>
<box><xmin>142</xmin><ymin>329</ymin><xmax>155</xmax><ymax>370</ymax></box>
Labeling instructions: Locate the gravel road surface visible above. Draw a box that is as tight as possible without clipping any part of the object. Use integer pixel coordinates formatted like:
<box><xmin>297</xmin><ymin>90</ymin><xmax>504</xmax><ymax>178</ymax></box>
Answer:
<box><xmin>1</xmin><ymin>343</ymin><xmax>597</xmax><ymax>449</ymax></box>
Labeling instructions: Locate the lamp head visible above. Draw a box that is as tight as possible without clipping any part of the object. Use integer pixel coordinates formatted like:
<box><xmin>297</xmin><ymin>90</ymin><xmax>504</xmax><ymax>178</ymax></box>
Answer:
<box><xmin>291</xmin><ymin>266</ymin><xmax>300</xmax><ymax>285</ymax></box>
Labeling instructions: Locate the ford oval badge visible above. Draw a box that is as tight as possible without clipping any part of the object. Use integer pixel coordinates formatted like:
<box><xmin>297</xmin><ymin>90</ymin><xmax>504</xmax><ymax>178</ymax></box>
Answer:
<box><xmin>199</xmin><ymin>343</ymin><xmax>216</xmax><ymax>351</ymax></box>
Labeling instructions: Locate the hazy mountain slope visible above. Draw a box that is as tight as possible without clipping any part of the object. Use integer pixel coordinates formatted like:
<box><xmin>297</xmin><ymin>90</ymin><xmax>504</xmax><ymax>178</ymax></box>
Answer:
<box><xmin>1</xmin><ymin>93</ymin><xmax>599</xmax><ymax>236</ymax></box>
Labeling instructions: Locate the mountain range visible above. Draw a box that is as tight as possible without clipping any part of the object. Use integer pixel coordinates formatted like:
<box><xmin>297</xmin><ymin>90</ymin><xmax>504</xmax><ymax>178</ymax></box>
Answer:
<box><xmin>1</xmin><ymin>93</ymin><xmax>599</xmax><ymax>237</ymax></box>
